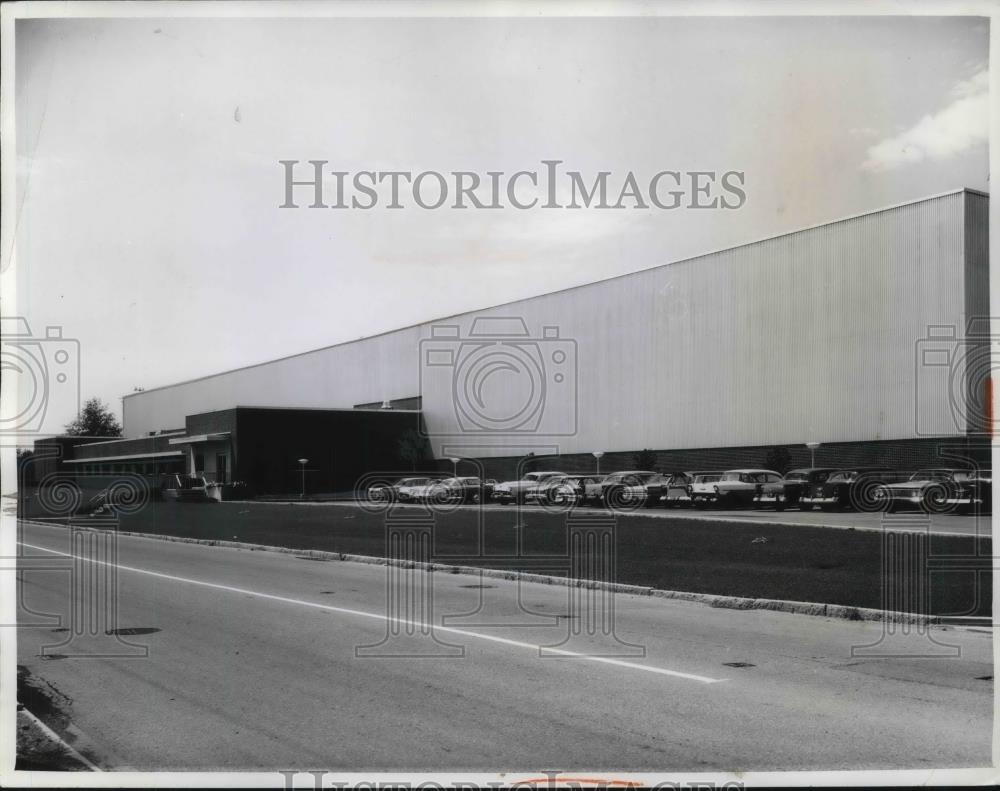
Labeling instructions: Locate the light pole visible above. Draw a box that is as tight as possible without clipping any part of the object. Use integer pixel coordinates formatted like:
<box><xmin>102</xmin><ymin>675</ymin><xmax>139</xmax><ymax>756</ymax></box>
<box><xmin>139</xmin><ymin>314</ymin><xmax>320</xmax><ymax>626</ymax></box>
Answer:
<box><xmin>805</xmin><ymin>442</ymin><xmax>820</xmax><ymax>468</ymax></box>
<box><xmin>449</xmin><ymin>457</ymin><xmax>460</xmax><ymax>477</ymax></box>
<box><xmin>298</xmin><ymin>458</ymin><xmax>309</xmax><ymax>499</ymax></box>
<box><xmin>592</xmin><ymin>451</ymin><xmax>604</xmax><ymax>475</ymax></box>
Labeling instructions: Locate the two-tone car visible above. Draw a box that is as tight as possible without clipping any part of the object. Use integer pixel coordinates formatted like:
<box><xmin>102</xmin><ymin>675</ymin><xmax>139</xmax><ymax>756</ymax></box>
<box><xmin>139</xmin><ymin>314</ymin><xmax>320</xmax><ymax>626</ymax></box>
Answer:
<box><xmin>798</xmin><ymin>468</ymin><xmax>907</xmax><ymax>511</ymax></box>
<box><xmin>694</xmin><ymin>469</ymin><xmax>783</xmax><ymax>507</ymax></box>
<box><xmin>873</xmin><ymin>468</ymin><xmax>992</xmax><ymax>514</ymax></box>
<box><xmin>492</xmin><ymin>471</ymin><xmax>568</xmax><ymax>505</ymax></box>
<box><xmin>758</xmin><ymin>468</ymin><xmax>839</xmax><ymax>511</ymax></box>
<box><xmin>687</xmin><ymin>472</ymin><xmax>725</xmax><ymax>507</ymax></box>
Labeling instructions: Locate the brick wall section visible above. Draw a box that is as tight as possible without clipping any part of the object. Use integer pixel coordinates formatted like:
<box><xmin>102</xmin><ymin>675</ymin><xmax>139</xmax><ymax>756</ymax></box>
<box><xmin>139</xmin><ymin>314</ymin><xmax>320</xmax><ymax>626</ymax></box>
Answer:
<box><xmin>456</xmin><ymin>437</ymin><xmax>991</xmax><ymax>481</ymax></box>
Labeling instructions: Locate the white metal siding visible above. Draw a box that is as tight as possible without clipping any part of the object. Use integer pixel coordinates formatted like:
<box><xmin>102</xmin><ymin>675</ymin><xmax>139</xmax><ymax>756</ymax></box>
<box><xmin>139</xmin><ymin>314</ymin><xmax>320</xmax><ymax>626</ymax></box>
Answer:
<box><xmin>124</xmin><ymin>191</ymin><xmax>975</xmax><ymax>456</ymax></box>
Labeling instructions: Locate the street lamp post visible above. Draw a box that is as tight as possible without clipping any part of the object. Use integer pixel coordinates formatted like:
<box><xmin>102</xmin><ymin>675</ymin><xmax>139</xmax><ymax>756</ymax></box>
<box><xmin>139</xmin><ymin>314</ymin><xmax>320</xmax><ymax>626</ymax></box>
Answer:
<box><xmin>592</xmin><ymin>451</ymin><xmax>605</xmax><ymax>475</ymax></box>
<box><xmin>298</xmin><ymin>458</ymin><xmax>309</xmax><ymax>499</ymax></box>
<box><xmin>449</xmin><ymin>457</ymin><xmax>460</xmax><ymax>477</ymax></box>
<box><xmin>805</xmin><ymin>442</ymin><xmax>820</xmax><ymax>468</ymax></box>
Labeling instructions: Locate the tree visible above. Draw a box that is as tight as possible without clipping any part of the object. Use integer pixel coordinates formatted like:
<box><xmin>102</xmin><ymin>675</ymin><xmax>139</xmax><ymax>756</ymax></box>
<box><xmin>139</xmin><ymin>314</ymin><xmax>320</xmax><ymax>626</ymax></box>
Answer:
<box><xmin>65</xmin><ymin>398</ymin><xmax>122</xmax><ymax>437</ymax></box>
<box><xmin>634</xmin><ymin>448</ymin><xmax>657</xmax><ymax>470</ymax></box>
<box><xmin>396</xmin><ymin>428</ymin><xmax>431</xmax><ymax>471</ymax></box>
<box><xmin>764</xmin><ymin>446</ymin><xmax>793</xmax><ymax>474</ymax></box>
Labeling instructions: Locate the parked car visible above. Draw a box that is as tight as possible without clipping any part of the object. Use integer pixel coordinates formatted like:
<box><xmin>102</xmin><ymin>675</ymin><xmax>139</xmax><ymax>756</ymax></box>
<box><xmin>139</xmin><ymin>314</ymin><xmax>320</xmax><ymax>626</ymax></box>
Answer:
<box><xmin>492</xmin><ymin>471</ymin><xmax>568</xmax><ymax>505</ymax></box>
<box><xmin>874</xmin><ymin>468</ymin><xmax>992</xmax><ymax>514</ymax></box>
<box><xmin>694</xmin><ymin>469</ymin><xmax>783</xmax><ymax>507</ymax></box>
<box><xmin>600</xmin><ymin>470</ymin><xmax>663</xmax><ymax>510</ymax></box>
<box><xmin>799</xmin><ymin>468</ymin><xmax>908</xmax><ymax>511</ymax></box>
<box><xmin>564</xmin><ymin>475</ymin><xmax>602</xmax><ymax>505</ymax></box>
<box><xmin>758</xmin><ymin>468</ymin><xmax>839</xmax><ymax>511</ymax></box>
<box><xmin>367</xmin><ymin>476</ymin><xmax>421</xmax><ymax>503</ymax></box>
<box><xmin>688</xmin><ymin>472</ymin><xmax>725</xmax><ymax>507</ymax></box>
<box><xmin>393</xmin><ymin>477</ymin><xmax>441</xmax><ymax>502</ymax></box>
<box><xmin>580</xmin><ymin>476</ymin><xmax>606</xmax><ymax>506</ymax></box>
<box><xmin>424</xmin><ymin>476</ymin><xmax>493</xmax><ymax>504</ymax></box>
<box><xmin>525</xmin><ymin>474</ymin><xmax>581</xmax><ymax>505</ymax></box>
<box><xmin>661</xmin><ymin>471</ymin><xmax>718</xmax><ymax>507</ymax></box>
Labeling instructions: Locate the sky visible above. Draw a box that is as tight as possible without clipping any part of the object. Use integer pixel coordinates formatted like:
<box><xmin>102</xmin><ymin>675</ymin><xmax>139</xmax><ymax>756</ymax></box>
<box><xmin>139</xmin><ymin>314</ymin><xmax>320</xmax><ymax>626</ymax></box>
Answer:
<box><xmin>9</xmin><ymin>13</ymin><xmax>990</xmax><ymax>433</ymax></box>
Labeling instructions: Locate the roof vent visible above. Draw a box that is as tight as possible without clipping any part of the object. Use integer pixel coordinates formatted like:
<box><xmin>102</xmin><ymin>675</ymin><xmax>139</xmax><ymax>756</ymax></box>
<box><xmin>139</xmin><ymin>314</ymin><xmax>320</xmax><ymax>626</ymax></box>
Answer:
<box><xmin>380</xmin><ymin>400</ymin><xmax>392</xmax><ymax>410</ymax></box>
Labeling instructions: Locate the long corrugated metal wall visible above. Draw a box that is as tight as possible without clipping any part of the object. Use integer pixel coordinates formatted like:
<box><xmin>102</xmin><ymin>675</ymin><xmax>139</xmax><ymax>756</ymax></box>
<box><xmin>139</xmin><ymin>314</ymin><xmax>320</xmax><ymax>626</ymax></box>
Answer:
<box><xmin>123</xmin><ymin>190</ymin><xmax>986</xmax><ymax>458</ymax></box>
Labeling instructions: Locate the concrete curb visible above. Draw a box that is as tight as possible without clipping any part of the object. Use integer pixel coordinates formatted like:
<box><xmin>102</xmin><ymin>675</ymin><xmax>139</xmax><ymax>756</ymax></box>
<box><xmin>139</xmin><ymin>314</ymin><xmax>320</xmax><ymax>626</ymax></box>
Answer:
<box><xmin>17</xmin><ymin>707</ymin><xmax>102</xmax><ymax>771</ymax></box>
<box><xmin>20</xmin><ymin>518</ymin><xmax>943</xmax><ymax>626</ymax></box>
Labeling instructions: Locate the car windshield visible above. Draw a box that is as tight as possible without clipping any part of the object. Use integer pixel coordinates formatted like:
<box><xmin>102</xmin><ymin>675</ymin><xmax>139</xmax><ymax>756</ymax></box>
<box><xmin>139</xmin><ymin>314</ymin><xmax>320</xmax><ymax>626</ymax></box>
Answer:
<box><xmin>400</xmin><ymin>478</ymin><xmax>427</xmax><ymax>486</ymax></box>
<box><xmin>695</xmin><ymin>474</ymin><xmax>722</xmax><ymax>483</ymax></box>
<box><xmin>829</xmin><ymin>472</ymin><xmax>855</xmax><ymax>482</ymax></box>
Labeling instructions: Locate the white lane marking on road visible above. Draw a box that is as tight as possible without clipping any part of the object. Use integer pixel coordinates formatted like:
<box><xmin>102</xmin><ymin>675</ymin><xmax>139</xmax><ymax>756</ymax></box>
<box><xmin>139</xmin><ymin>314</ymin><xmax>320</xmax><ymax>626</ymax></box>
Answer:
<box><xmin>19</xmin><ymin>539</ymin><xmax>726</xmax><ymax>684</ymax></box>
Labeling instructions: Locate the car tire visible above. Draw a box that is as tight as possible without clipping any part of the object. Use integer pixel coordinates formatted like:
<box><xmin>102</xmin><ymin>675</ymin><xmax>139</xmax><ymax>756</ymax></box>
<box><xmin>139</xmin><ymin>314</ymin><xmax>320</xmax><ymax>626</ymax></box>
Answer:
<box><xmin>922</xmin><ymin>485</ymin><xmax>950</xmax><ymax>514</ymax></box>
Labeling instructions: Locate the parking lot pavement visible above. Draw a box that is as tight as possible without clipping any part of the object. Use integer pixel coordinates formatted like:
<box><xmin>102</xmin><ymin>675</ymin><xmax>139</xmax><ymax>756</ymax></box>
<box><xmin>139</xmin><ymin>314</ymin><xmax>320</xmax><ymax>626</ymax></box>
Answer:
<box><xmin>317</xmin><ymin>500</ymin><xmax>991</xmax><ymax>537</ymax></box>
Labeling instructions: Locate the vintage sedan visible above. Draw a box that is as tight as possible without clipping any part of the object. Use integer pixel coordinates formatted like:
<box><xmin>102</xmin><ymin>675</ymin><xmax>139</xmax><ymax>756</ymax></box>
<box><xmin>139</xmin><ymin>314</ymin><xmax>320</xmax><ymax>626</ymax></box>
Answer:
<box><xmin>659</xmin><ymin>472</ymin><xmax>706</xmax><ymax>507</ymax></box>
<box><xmin>600</xmin><ymin>470</ymin><xmax>664</xmax><ymax>510</ymax></box>
<box><xmin>492</xmin><ymin>471</ymin><xmax>568</xmax><ymax>505</ymax></box>
<box><xmin>873</xmin><ymin>468</ymin><xmax>992</xmax><ymax>514</ymax></box>
<box><xmin>525</xmin><ymin>474</ymin><xmax>581</xmax><ymax>505</ymax></box>
<box><xmin>798</xmin><ymin>468</ymin><xmax>907</xmax><ymax>511</ymax></box>
<box><xmin>394</xmin><ymin>477</ymin><xmax>442</xmax><ymax>503</ymax></box>
<box><xmin>424</xmin><ymin>476</ymin><xmax>492</xmax><ymax>505</ymax></box>
<box><xmin>758</xmin><ymin>468</ymin><xmax>839</xmax><ymax>511</ymax></box>
<box><xmin>688</xmin><ymin>472</ymin><xmax>725</xmax><ymax>507</ymax></box>
<box><xmin>695</xmin><ymin>469</ymin><xmax>783</xmax><ymax>507</ymax></box>
<box><xmin>367</xmin><ymin>476</ymin><xmax>422</xmax><ymax>503</ymax></box>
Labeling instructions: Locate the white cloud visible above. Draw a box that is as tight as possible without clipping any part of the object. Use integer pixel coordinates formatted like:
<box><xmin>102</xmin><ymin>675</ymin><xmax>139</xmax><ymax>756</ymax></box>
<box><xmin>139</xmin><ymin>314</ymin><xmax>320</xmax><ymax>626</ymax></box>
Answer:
<box><xmin>862</xmin><ymin>69</ymin><xmax>988</xmax><ymax>171</ymax></box>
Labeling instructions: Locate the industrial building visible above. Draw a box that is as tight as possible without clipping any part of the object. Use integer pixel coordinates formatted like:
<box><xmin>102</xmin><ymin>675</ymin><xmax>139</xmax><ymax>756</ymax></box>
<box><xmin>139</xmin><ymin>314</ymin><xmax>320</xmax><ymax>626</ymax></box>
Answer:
<box><xmin>39</xmin><ymin>188</ymin><xmax>991</xmax><ymax>495</ymax></box>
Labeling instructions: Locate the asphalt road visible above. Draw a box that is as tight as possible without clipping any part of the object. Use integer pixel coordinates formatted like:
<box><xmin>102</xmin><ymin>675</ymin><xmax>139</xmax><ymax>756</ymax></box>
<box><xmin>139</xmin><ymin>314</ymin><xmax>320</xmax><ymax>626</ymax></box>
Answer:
<box><xmin>16</xmin><ymin>520</ymin><xmax>994</xmax><ymax>771</ymax></box>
